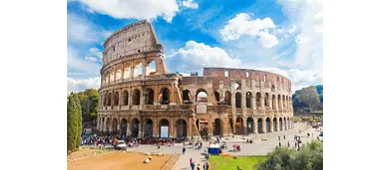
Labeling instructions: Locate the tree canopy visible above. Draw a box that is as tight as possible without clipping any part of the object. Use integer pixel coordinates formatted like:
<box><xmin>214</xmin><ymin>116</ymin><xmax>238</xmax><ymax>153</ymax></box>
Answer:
<box><xmin>255</xmin><ymin>140</ymin><xmax>323</xmax><ymax>170</ymax></box>
<box><xmin>293</xmin><ymin>85</ymin><xmax>323</xmax><ymax>113</ymax></box>
<box><xmin>67</xmin><ymin>93</ymin><xmax>82</xmax><ymax>152</ymax></box>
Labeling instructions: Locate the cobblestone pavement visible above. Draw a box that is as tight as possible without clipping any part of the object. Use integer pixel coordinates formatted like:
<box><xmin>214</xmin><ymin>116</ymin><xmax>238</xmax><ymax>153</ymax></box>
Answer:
<box><xmin>124</xmin><ymin>123</ymin><xmax>322</xmax><ymax>170</ymax></box>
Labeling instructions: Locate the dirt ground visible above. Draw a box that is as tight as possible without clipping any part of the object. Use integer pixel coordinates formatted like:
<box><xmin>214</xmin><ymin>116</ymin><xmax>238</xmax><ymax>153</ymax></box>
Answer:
<box><xmin>68</xmin><ymin>152</ymin><xmax>172</xmax><ymax>170</ymax></box>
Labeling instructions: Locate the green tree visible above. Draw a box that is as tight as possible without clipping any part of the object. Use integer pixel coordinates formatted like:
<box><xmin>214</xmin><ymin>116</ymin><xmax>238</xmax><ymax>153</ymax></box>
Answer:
<box><xmin>67</xmin><ymin>93</ymin><xmax>82</xmax><ymax>152</ymax></box>
<box><xmin>296</xmin><ymin>86</ymin><xmax>320</xmax><ymax>112</ymax></box>
<box><xmin>255</xmin><ymin>141</ymin><xmax>323</xmax><ymax>170</ymax></box>
<box><xmin>76</xmin><ymin>89</ymin><xmax>99</xmax><ymax>122</ymax></box>
<box><xmin>255</xmin><ymin>147</ymin><xmax>296</xmax><ymax>170</ymax></box>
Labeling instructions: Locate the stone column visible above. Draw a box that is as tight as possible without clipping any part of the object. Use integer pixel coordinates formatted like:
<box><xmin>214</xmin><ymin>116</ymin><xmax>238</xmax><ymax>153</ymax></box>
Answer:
<box><xmin>270</xmin><ymin>119</ymin><xmax>274</xmax><ymax>132</ymax></box>
<box><xmin>130</xmin><ymin>64</ymin><xmax>134</xmax><ymax>80</ymax></box>
<box><xmin>142</xmin><ymin>58</ymin><xmax>147</xmax><ymax>79</ymax></box>
<box><xmin>102</xmin><ymin>117</ymin><xmax>106</xmax><ymax>133</ymax></box>
<box><xmin>118</xmin><ymin>90</ymin><xmax>122</xmax><ymax>109</ymax></box>
<box><xmin>127</xmin><ymin>122</ymin><xmax>131</xmax><ymax>136</ymax></box>
<box><xmin>128</xmin><ymin>88</ymin><xmax>132</xmax><ymax>106</ymax></box>
<box><xmin>262</xmin><ymin>118</ymin><xmax>266</xmax><ymax>133</ymax></box>
<box><xmin>139</xmin><ymin>88</ymin><xmax>145</xmax><ymax>107</ymax></box>
<box><xmin>121</xmin><ymin>63</ymin><xmax>124</xmax><ymax>81</ymax></box>
<box><xmin>113</xmin><ymin>66</ymin><xmax>117</xmax><ymax>83</ymax></box>
<box><xmin>260</xmin><ymin>95</ymin><xmax>264</xmax><ymax>109</ymax></box>
<box><xmin>243</xmin><ymin>117</ymin><xmax>247</xmax><ymax>135</ymax></box>
<box><xmin>188</xmin><ymin>116</ymin><xmax>193</xmax><ymax>138</ymax></box>
<box><xmin>208</xmin><ymin>118</ymin><xmax>213</xmax><ymax>137</ymax></box>
<box><xmin>170</xmin><ymin>117</ymin><xmax>175</xmax><ymax>138</ymax></box>
<box><xmin>232</xmin><ymin>115</ymin><xmax>236</xmax><ymax>134</ymax></box>
<box><xmin>253</xmin><ymin>118</ymin><xmax>258</xmax><ymax>134</ymax></box>
<box><xmin>251</xmin><ymin>94</ymin><xmax>256</xmax><ymax>111</ymax></box>
<box><xmin>111</xmin><ymin>90</ymin><xmax>115</xmax><ymax>108</ymax></box>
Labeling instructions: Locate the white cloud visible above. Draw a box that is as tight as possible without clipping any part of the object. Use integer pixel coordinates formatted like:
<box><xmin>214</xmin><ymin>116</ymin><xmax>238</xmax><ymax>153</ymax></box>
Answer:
<box><xmin>88</xmin><ymin>47</ymin><xmax>103</xmax><ymax>59</ymax></box>
<box><xmin>277</xmin><ymin>0</ymin><xmax>323</xmax><ymax>74</ymax></box>
<box><xmin>67</xmin><ymin>13</ymin><xmax>111</xmax><ymax>44</ymax></box>
<box><xmin>85</xmin><ymin>56</ymin><xmax>98</xmax><ymax>62</ymax></box>
<box><xmin>220</xmin><ymin>13</ymin><xmax>276</xmax><ymax>41</ymax></box>
<box><xmin>259</xmin><ymin>32</ymin><xmax>279</xmax><ymax>49</ymax></box>
<box><xmin>67</xmin><ymin>77</ymin><xmax>101</xmax><ymax>94</ymax></box>
<box><xmin>77</xmin><ymin>0</ymin><xmax>180</xmax><ymax>22</ymax></box>
<box><xmin>258</xmin><ymin>67</ymin><xmax>322</xmax><ymax>92</ymax></box>
<box><xmin>181</xmin><ymin>0</ymin><xmax>198</xmax><ymax>9</ymax></box>
<box><xmin>68</xmin><ymin>46</ymin><xmax>101</xmax><ymax>77</ymax></box>
<box><xmin>295</xmin><ymin>33</ymin><xmax>312</xmax><ymax>44</ymax></box>
<box><xmin>168</xmin><ymin>41</ymin><xmax>240</xmax><ymax>72</ymax></box>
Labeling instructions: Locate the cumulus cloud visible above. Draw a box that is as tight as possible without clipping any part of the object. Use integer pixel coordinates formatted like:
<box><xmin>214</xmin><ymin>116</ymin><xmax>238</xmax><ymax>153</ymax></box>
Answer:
<box><xmin>67</xmin><ymin>77</ymin><xmax>101</xmax><ymax>94</ymax></box>
<box><xmin>85</xmin><ymin>56</ymin><xmax>98</xmax><ymax>62</ymax></box>
<box><xmin>68</xmin><ymin>46</ymin><xmax>101</xmax><ymax>77</ymax></box>
<box><xmin>77</xmin><ymin>0</ymin><xmax>180</xmax><ymax>22</ymax></box>
<box><xmin>167</xmin><ymin>41</ymin><xmax>240</xmax><ymax>72</ymax></box>
<box><xmin>67</xmin><ymin>13</ymin><xmax>111</xmax><ymax>44</ymax></box>
<box><xmin>259</xmin><ymin>32</ymin><xmax>279</xmax><ymax>49</ymax></box>
<box><xmin>220</xmin><ymin>13</ymin><xmax>280</xmax><ymax>48</ymax></box>
<box><xmin>258</xmin><ymin>67</ymin><xmax>323</xmax><ymax>92</ymax></box>
<box><xmin>277</xmin><ymin>0</ymin><xmax>323</xmax><ymax>74</ymax></box>
<box><xmin>180</xmin><ymin>0</ymin><xmax>198</xmax><ymax>9</ymax></box>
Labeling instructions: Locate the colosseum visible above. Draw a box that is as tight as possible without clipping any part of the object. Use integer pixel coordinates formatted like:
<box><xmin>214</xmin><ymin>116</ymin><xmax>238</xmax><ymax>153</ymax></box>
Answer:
<box><xmin>96</xmin><ymin>20</ymin><xmax>294</xmax><ymax>139</ymax></box>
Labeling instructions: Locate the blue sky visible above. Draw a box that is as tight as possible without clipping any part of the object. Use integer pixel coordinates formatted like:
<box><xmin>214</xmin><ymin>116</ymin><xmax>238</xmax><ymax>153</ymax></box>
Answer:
<box><xmin>67</xmin><ymin>0</ymin><xmax>323</xmax><ymax>94</ymax></box>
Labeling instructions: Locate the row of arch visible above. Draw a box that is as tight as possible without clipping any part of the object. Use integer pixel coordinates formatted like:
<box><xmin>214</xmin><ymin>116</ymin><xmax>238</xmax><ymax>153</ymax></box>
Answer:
<box><xmin>97</xmin><ymin>117</ymin><xmax>188</xmax><ymax>138</ymax></box>
<box><xmin>102</xmin><ymin>87</ymin><xmax>171</xmax><ymax>106</ymax></box>
<box><xmin>101</xmin><ymin>88</ymin><xmax>292</xmax><ymax>110</ymax></box>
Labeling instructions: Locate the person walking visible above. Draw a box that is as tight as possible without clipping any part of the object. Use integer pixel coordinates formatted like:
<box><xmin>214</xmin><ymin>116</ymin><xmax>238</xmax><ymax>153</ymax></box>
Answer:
<box><xmin>182</xmin><ymin>146</ymin><xmax>186</xmax><ymax>154</ymax></box>
<box><xmin>287</xmin><ymin>141</ymin><xmax>290</xmax><ymax>147</ymax></box>
<box><xmin>283</xmin><ymin>135</ymin><xmax>286</xmax><ymax>140</ymax></box>
<box><xmin>190</xmin><ymin>161</ymin><xmax>195</xmax><ymax>170</ymax></box>
<box><xmin>278</xmin><ymin>136</ymin><xmax>280</xmax><ymax>141</ymax></box>
<box><xmin>197</xmin><ymin>164</ymin><xmax>201</xmax><ymax>170</ymax></box>
<box><xmin>279</xmin><ymin>141</ymin><xmax>281</xmax><ymax>147</ymax></box>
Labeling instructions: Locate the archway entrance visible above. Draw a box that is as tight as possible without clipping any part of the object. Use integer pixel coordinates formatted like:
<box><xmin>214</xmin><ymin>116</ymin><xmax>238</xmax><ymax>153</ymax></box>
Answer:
<box><xmin>235</xmin><ymin>117</ymin><xmax>244</xmax><ymax>134</ymax></box>
<box><xmin>112</xmin><ymin>118</ymin><xmax>118</xmax><ymax>135</ymax></box>
<box><xmin>120</xmin><ymin>119</ymin><xmax>127</xmax><ymax>136</ymax></box>
<box><xmin>247</xmin><ymin>117</ymin><xmax>254</xmax><ymax>134</ymax></box>
<box><xmin>144</xmin><ymin>119</ymin><xmax>153</xmax><ymax>138</ymax></box>
<box><xmin>279</xmin><ymin>117</ymin><xmax>283</xmax><ymax>131</ymax></box>
<box><xmin>266</xmin><ymin>118</ymin><xmax>271</xmax><ymax>132</ymax></box>
<box><xmin>258</xmin><ymin>118</ymin><xmax>263</xmax><ymax>133</ymax></box>
<box><xmin>176</xmin><ymin>119</ymin><xmax>187</xmax><ymax>138</ymax></box>
<box><xmin>273</xmin><ymin>118</ymin><xmax>277</xmax><ymax>131</ymax></box>
<box><xmin>213</xmin><ymin>118</ymin><xmax>223</xmax><ymax>136</ymax></box>
<box><xmin>198</xmin><ymin>119</ymin><xmax>208</xmax><ymax>137</ymax></box>
<box><xmin>159</xmin><ymin>119</ymin><xmax>170</xmax><ymax>138</ymax></box>
<box><xmin>131</xmin><ymin>118</ymin><xmax>139</xmax><ymax>138</ymax></box>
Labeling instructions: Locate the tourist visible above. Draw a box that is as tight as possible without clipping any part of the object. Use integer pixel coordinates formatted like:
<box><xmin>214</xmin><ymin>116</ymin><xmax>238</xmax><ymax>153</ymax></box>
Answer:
<box><xmin>182</xmin><ymin>146</ymin><xmax>186</xmax><ymax>154</ymax></box>
<box><xmin>278</xmin><ymin>136</ymin><xmax>280</xmax><ymax>141</ymax></box>
<box><xmin>197</xmin><ymin>164</ymin><xmax>201</xmax><ymax>170</ymax></box>
<box><xmin>203</xmin><ymin>161</ymin><xmax>209</xmax><ymax>170</ymax></box>
<box><xmin>279</xmin><ymin>141</ymin><xmax>281</xmax><ymax>147</ymax></box>
<box><xmin>190</xmin><ymin>161</ymin><xmax>195</xmax><ymax>170</ymax></box>
<box><xmin>190</xmin><ymin>158</ymin><xmax>193</xmax><ymax>166</ymax></box>
<box><xmin>288</xmin><ymin>141</ymin><xmax>290</xmax><ymax>147</ymax></box>
<box><xmin>283</xmin><ymin>135</ymin><xmax>286</xmax><ymax>140</ymax></box>
<box><xmin>294</xmin><ymin>142</ymin><xmax>297</xmax><ymax>148</ymax></box>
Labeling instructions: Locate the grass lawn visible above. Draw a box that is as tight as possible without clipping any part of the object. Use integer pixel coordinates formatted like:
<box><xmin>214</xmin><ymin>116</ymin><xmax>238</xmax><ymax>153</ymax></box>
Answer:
<box><xmin>209</xmin><ymin>155</ymin><xmax>267</xmax><ymax>170</ymax></box>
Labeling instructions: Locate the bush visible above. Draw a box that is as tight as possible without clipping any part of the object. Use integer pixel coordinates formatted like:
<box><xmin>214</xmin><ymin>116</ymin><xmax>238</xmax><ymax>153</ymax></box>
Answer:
<box><xmin>294</xmin><ymin>117</ymin><xmax>302</xmax><ymax>122</ymax></box>
<box><xmin>255</xmin><ymin>141</ymin><xmax>323</xmax><ymax>170</ymax></box>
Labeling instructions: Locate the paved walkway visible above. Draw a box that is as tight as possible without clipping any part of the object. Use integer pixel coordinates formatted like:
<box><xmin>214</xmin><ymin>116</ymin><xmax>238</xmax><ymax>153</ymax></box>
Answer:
<box><xmin>172</xmin><ymin>122</ymin><xmax>321</xmax><ymax>170</ymax></box>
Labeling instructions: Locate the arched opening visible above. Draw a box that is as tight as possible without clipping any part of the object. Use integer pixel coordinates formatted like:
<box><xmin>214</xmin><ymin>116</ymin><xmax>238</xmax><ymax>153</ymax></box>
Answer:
<box><xmin>265</xmin><ymin>93</ymin><xmax>269</xmax><ymax>108</ymax></box>
<box><xmin>272</xmin><ymin>95</ymin><xmax>277</xmax><ymax>109</ymax></box>
<box><xmin>112</xmin><ymin>118</ymin><xmax>118</xmax><ymax>135</ymax></box>
<box><xmin>160</xmin><ymin>88</ymin><xmax>170</xmax><ymax>105</ymax></box>
<box><xmin>122</xmin><ymin>90</ymin><xmax>129</xmax><ymax>106</ymax></box>
<box><xmin>213</xmin><ymin>118</ymin><xmax>223</xmax><ymax>136</ymax></box>
<box><xmin>229</xmin><ymin>118</ymin><xmax>233</xmax><ymax>133</ymax></box>
<box><xmin>159</xmin><ymin>119</ymin><xmax>169</xmax><ymax>138</ymax></box>
<box><xmin>110</xmin><ymin>71</ymin><xmax>114</xmax><ymax>82</ymax></box>
<box><xmin>106</xmin><ymin>118</ymin><xmax>111</xmax><ymax>133</ymax></box>
<box><xmin>134</xmin><ymin>61</ymin><xmax>143</xmax><ymax>78</ymax></box>
<box><xmin>132</xmin><ymin>89</ymin><xmax>140</xmax><ymax>105</ymax></box>
<box><xmin>279</xmin><ymin>117</ymin><xmax>283</xmax><ymax>131</ymax></box>
<box><xmin>198</xmin><ymin>119</ymin><xmax>208</xmax><ymax>137</ymax></box>
<box><xmin>176</xmin><ymin>119</ymin><xmax>187</xmax><ymax>138</ymax></box>
<box><xmin>246</xmin><ymin>92</ymin><xmax>252</xmax><ymax>108</ymax></box>
<box><xmin>235</xmin><ymin>92</ymin><xmax>242</xmax><ymax>108</ymax></box>
<box><xmin>116</xmin><ymin>67</ymin><xmax>122</xmax><ymax>81</ymax></box>
<box><xmin>278</xmin><ymin>95</ymin><xmax>282</xmax><ymax>109</ymax></box>
<box><xmin>273</xmin><ymin>117</ymin><xmax>277</xmax><ymax>131</ymax></box>
<box><xmin>214</xmin><ymin>91</ymin><xmax>220</xmax><ymax>104</ymax></box>
<box><xmin>144</xmin><ymin>119</ymin><xmax>153</xmax><ymax>138</ymax></box>
<box><xmin>145</xmin><ymin>88</ymin><xmax>154</xmax><ymax>105</ymax></box>
<box><xmin>120</xmin><ymin>119</ymin><xmax>127</xmax><ymax>136</ymax></box>
<box><xmin>256</xmin><ymin>92</ymin><xmax>261</xmax><ymax>107</ymax></box>
<box><xmin>131</xmin><ymin>118</ymin><xmax>139</xmax><ymax>138</ymax></box>
<box><xmin>235</xmin><ymin>117</ymin><xmax>244</xmax><ymax>134</ymax></box>
<box><xmin>196</xmin><ymin>89</ymin><xmax>208</xmax><ymax>103</ymax></box>
<box><xmin>114</xmin><ymin>92</ymin><xmax>119</xmax><ymax>106</ymax></box>
<box><xmin>266</xmin><ymin>118</ymin><xmax>271</xmax><ymax>132</ymax></box>
<box><xmin>247</xmin><ymin>117</ymin><xmax>254</xmax><ymax>134</ymax></box>
<box><xmin>182</xmin><ymin>90</ymin><xmax>192</xmax><ymax>104</ymax></box>
<box><xmin>108</xmin><ymin>93</ymin><xmax>112</xmax><ymax>106</ymax></box>
<box><xmin>258</xmin><ymin>118</ymin><xmax>263</xmax><ymax>133</ymax></box>
<box><xmin>124</xmin><ymin>63</ymin><xmax>131</xmax><ymax>79</ymax></box>
<box><xmin>225</xmin><ymin>91</ymin><xmax>232</xmax><ymax>105</ymax></box>
<box><xmin>146</xmin><ymin>60</ymin><xmax>156</xmax><ymax>76</ymax></box>
<box><xmin>103</xmin><ymin>94</ymin><xmax>107</xmax><ymax>106</ymax></box>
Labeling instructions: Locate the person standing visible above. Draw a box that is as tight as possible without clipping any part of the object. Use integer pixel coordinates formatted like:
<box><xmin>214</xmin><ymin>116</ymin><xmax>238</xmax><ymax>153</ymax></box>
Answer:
<box><xmin>190</xmin><ymin>161</ymin><xmax>195</xmax><ymax>170</ymax></box>
<box><xmin>197</xmin><ymin>164</ymin><xmax>201</xmax><ymax>170</ymax></box>
<box><xmin>182</xmin><ymin>146</ymin><xmax>186</xmax><ymax>154</ymax></box>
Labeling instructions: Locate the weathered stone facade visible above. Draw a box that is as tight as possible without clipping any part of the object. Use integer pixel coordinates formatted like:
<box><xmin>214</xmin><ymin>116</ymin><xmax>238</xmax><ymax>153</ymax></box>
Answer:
<box><xmin>96</xmin><ymin>20</ymin><xmax>294</xmax><ymax>138</ymax></box>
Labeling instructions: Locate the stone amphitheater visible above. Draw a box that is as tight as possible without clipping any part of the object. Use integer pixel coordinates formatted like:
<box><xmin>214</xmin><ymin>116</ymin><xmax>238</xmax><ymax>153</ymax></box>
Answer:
<box><xmin>96</xmin><ymin>20</ymin><xmax>294</xmax><ymax>139</ymax></box>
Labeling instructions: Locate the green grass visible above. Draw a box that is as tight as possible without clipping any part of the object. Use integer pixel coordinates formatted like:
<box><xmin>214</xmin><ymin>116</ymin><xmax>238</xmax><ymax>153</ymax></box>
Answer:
<box><xmin>209</xmin><ymin>155</ymin><xmax>267</xmax><ymax>170</ymax></box>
